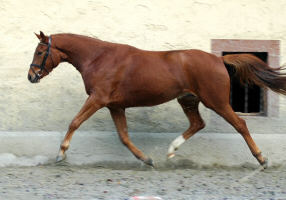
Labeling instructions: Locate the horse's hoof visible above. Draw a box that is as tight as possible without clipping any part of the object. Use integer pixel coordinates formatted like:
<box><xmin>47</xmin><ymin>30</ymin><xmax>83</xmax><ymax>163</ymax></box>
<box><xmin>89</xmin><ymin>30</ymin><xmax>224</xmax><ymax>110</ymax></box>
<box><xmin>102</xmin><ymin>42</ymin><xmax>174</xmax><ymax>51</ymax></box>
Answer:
<box><xmin>167</xmin><ymin>153</ymin><xmax>175</xmax><ymax>159</ymax></box>
<box><xmin>144</xmin><ymin>157</ymin><xmax>154</xmax><ymax>167</ymax></box>
<box><xmin>262</xmin><ymin>157</ymin><xmax>268</xmax><ymax>169</ymax></box>
<box><xmin>56</xmin><ymin>154</ymin><xmax>67</xmax><ymax>163</ymax></box>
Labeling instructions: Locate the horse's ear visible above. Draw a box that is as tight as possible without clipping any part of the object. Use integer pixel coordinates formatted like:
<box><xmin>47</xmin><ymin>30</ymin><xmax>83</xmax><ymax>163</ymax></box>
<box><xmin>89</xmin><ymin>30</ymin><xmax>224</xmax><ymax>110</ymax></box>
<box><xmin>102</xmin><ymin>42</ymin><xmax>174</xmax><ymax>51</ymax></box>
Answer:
<box><xmin>35</xmin><ymin>31</ymin><xmax>48</xmax><ymax>43</ymax></box>
<box><xmin>40</xmin><ymin>31</ymin><xmax>45</xmax><ymax>39</ymax></box>
<box><xmin>35</xmin><ymin>32</ymin><xmax>41</xmax><ymax>40</ymax></box>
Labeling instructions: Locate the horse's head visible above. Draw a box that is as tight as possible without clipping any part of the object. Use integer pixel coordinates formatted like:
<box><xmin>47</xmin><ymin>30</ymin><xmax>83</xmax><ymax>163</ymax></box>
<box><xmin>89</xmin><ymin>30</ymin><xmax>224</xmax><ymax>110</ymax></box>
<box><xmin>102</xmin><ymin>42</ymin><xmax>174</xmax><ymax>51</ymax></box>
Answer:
<box><xmin>28</xmin><ymin>31</ymin><xmax>63</xmax><ymax>83</ymax></box>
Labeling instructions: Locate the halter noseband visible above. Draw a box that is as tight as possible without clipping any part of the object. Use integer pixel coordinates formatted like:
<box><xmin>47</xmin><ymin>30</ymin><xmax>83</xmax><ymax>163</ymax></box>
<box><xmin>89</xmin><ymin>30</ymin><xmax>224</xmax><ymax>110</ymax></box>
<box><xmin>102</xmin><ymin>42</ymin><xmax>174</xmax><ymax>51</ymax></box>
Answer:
<box><xmin>30</xmin><ymin>37</ymin><xmax>52</xmax><ymax>80</ymax></box>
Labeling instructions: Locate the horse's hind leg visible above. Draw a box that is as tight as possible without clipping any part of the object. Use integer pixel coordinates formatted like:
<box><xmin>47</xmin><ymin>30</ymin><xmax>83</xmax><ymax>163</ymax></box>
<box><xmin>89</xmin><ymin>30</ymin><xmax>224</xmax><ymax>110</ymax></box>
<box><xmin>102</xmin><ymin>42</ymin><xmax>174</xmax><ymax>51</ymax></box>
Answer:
<box><xmin>109</xmin><ymin>107</ymin><xmax>154</xmax><ymax>167</ymax></box>
<box><xmin>212</xmin><ymin>104</ymin><xmax>267</xmax><ymax>168</ymax></box>
<box><xmin>202</xmin><ymin>91</ymin><xmax>268</xmax><ymax>168</ymax></box>
<box><xmin>167</xmin><ymin>93</ymin><xmax>205</xmax><ymax>158</ymax></box>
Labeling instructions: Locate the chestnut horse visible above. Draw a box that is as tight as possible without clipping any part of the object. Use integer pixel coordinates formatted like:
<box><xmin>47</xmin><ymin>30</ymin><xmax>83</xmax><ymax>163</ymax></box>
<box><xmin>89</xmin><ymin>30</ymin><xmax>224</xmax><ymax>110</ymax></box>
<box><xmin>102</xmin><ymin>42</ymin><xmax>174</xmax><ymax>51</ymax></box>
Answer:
<box><xmin>28</xmin><ymin>31</ymin><xmax>286</xmax><ymax>168</ymax></box>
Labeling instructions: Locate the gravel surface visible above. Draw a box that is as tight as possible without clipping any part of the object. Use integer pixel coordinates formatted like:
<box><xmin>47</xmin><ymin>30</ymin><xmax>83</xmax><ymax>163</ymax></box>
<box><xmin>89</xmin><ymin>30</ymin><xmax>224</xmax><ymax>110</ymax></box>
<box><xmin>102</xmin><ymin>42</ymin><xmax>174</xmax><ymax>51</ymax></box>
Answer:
<box><xmin>1</xmin><ymin>163</ymin><xmax>286</xmax><ymax>200</ymax></box>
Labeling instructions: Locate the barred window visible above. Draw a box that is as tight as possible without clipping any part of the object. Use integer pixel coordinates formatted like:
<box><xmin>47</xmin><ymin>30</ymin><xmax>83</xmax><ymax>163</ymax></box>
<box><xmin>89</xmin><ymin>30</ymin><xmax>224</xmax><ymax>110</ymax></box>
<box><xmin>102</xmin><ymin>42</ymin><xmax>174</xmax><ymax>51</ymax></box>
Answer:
<box><xmin>222</xmin><ymin>52</ymin><xmax>267</xmax><ymax>115</ymax></box>
<box><xmin>211</xmin><ymin>39</ymin><xmax>280</xmax><ymax>117</ymax></box>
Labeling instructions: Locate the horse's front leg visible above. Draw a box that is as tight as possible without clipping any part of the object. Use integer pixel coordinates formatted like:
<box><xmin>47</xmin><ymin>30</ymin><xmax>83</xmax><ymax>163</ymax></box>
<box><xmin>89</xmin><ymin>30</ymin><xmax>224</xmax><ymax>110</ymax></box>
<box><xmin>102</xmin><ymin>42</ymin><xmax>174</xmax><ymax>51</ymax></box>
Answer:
<box><xmin>56</xmin><ymin>94</ymin><xmax>104</xmax><ymax>162</ymax></box>
<box><xmin>109</xmin><ymin>108</ymin><xmax>154</xmax><ymax>167</ymax></box>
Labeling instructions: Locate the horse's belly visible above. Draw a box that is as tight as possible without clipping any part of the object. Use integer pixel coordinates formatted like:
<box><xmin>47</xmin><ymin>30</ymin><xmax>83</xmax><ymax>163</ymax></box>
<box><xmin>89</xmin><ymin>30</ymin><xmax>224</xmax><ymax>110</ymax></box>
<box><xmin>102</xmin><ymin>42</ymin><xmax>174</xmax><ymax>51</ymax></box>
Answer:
<box><xmin>110</xmin><ymin>85</ymin><xmax>182</xmax><ymax>108</ymax></box>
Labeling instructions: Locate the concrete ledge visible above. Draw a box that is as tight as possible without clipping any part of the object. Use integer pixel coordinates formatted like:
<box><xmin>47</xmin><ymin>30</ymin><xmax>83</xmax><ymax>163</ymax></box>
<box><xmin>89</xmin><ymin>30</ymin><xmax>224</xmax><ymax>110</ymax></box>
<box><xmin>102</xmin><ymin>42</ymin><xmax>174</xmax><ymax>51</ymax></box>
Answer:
<box><xmin>0</xmin><ymin>131</ymin><xmax>285</xmax><ymax>168</ymax></box>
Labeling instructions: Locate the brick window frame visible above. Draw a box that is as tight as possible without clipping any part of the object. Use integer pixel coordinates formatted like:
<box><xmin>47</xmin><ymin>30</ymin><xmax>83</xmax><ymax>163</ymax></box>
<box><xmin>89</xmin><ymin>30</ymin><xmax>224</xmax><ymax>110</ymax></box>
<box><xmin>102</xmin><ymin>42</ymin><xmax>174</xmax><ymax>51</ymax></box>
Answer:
<box><xmin>211</xmin><ymin>39</ymin><xmax>280</xmax><ymax>117</ymax></box>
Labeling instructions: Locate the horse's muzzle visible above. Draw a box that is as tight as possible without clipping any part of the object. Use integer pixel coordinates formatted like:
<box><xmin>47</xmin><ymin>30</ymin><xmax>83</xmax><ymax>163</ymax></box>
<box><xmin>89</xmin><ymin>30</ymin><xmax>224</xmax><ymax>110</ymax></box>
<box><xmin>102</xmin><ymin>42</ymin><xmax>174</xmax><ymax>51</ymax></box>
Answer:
<box><xmin>28</xmin><ymin>74</ymin><xmax>39</xmax><ymax>83</ymax></box>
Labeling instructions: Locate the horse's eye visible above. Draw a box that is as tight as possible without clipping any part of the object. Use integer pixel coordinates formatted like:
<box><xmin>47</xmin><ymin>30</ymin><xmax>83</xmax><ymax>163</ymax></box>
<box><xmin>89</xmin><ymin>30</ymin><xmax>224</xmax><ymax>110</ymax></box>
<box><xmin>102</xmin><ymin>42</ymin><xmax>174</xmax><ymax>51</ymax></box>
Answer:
<box><xmin>37</xmin><ymin>51</ymin><xmax>43</xmax><ymax>56</ymax></box>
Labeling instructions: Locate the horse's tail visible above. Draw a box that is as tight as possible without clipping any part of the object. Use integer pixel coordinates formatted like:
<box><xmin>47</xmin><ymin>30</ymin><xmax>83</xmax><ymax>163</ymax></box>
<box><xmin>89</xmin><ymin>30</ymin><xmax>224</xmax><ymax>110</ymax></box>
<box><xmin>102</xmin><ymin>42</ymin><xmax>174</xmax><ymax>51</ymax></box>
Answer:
<box><xmin>222</xmin><ymin>54</ymin><xmax>286</xmax><ymax>95</ymax></box>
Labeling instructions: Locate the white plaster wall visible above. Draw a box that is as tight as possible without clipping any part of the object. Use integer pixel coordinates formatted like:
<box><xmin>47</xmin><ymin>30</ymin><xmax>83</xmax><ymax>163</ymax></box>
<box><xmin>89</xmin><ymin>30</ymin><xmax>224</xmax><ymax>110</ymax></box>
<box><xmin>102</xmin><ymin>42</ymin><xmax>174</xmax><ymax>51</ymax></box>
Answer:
<box><xmin>1</xmin><ymin>0</ymin><xmax>286</xmax><ymax>133</ymax></box>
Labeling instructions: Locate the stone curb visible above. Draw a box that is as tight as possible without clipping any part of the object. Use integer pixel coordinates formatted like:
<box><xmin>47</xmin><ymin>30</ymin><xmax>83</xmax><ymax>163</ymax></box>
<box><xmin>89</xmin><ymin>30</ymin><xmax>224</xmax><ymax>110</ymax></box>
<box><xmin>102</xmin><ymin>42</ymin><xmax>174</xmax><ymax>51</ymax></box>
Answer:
<box><xmin>0</xmin><ymin>132</ymin><xmax>285</xmax><ymax>168</ymax></box>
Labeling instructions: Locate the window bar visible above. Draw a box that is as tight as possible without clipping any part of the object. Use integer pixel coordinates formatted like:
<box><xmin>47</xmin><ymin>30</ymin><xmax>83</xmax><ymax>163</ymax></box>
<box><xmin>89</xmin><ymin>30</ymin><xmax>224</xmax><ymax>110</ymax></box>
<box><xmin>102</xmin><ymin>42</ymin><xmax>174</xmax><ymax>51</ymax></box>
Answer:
<box><xmin>260</xmin><ymin>88</ymin><xmax>264</xmax><ymax>114</ymax></box>
<box><xmin>230</xmin><ymin>78</ymin><xmax>233</xmax><ymax>106</ymax></box>
<box><xmin>244</xmin><ymin>83</ymin><xmax>248</xmax><ymax>113</ymax></box>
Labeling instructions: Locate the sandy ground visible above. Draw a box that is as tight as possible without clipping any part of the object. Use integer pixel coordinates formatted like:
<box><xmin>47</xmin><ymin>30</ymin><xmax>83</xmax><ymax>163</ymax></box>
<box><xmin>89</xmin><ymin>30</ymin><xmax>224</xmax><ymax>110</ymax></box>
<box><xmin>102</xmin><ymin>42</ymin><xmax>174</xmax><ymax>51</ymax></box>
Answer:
<box><xmin>1</xmin><ymin>163</ymin><xmax>286</xmax><ymax>200</ymax></box>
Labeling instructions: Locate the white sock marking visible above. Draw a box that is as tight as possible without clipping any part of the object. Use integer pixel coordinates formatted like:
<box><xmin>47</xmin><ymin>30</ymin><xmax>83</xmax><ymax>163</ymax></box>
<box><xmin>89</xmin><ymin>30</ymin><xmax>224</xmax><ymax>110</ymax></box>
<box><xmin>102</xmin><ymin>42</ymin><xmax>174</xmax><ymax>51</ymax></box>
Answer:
<box><xmin>168</xmin><ymin>135</ymin><xmax>186</xmax><ymax>157</ymax></box>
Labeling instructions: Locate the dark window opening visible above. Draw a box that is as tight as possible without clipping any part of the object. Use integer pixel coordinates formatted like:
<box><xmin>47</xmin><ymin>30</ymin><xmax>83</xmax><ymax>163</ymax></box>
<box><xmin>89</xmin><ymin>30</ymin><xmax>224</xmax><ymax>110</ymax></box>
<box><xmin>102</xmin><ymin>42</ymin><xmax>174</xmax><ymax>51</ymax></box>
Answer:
<box><xmin>222</xmin><ymin>52</ymin><xmax>268</xmax><ymax>114</ymax></box>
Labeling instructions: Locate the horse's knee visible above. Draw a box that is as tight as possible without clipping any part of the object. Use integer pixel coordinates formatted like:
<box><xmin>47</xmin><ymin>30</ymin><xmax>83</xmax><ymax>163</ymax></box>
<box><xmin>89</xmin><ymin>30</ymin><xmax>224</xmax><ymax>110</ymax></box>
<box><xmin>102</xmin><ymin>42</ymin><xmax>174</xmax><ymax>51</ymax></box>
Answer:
<box><xmin>69</xmin><ymin>119</ymin><xmax>80</xmax><ymax>131</ymax></box>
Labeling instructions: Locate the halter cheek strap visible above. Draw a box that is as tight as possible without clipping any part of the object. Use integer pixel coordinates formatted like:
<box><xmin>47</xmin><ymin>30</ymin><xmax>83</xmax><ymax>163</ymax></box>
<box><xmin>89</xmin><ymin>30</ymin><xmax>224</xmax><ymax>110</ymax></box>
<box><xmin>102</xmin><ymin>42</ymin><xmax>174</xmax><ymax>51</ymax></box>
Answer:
<box><xmin>30</xmin><ymin>37</ymin><xmax>52</xmax><ymax>79</ymax></box>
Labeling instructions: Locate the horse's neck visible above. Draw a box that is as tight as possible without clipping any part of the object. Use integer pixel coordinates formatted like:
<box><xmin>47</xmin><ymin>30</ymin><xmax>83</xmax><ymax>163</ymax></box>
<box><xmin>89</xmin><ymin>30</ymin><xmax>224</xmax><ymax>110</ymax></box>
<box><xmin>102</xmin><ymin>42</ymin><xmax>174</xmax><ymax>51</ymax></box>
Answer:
<box><xmin>53</xmin><ymin>34</ymin><xmax>106</xmax><ymax>72</ymax></box>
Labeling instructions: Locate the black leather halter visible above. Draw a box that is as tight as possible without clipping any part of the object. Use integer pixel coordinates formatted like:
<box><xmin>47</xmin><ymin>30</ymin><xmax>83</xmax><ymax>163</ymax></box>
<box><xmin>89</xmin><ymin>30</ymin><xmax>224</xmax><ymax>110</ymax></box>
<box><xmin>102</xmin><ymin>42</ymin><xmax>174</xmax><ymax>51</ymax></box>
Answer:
<box><xmin>30</xmin><ymin>37</ymin><xmax>52</xmax><ymax>80</ymax></box>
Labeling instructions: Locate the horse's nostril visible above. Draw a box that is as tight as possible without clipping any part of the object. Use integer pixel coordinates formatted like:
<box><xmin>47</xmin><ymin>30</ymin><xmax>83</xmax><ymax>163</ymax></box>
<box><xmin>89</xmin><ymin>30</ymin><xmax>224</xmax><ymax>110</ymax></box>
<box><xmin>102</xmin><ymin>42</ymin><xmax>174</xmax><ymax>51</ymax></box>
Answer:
<box><xmin>28</xmin><ymin>74</ymin><xmax>32</xmax><ymax>81</ymax></box>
